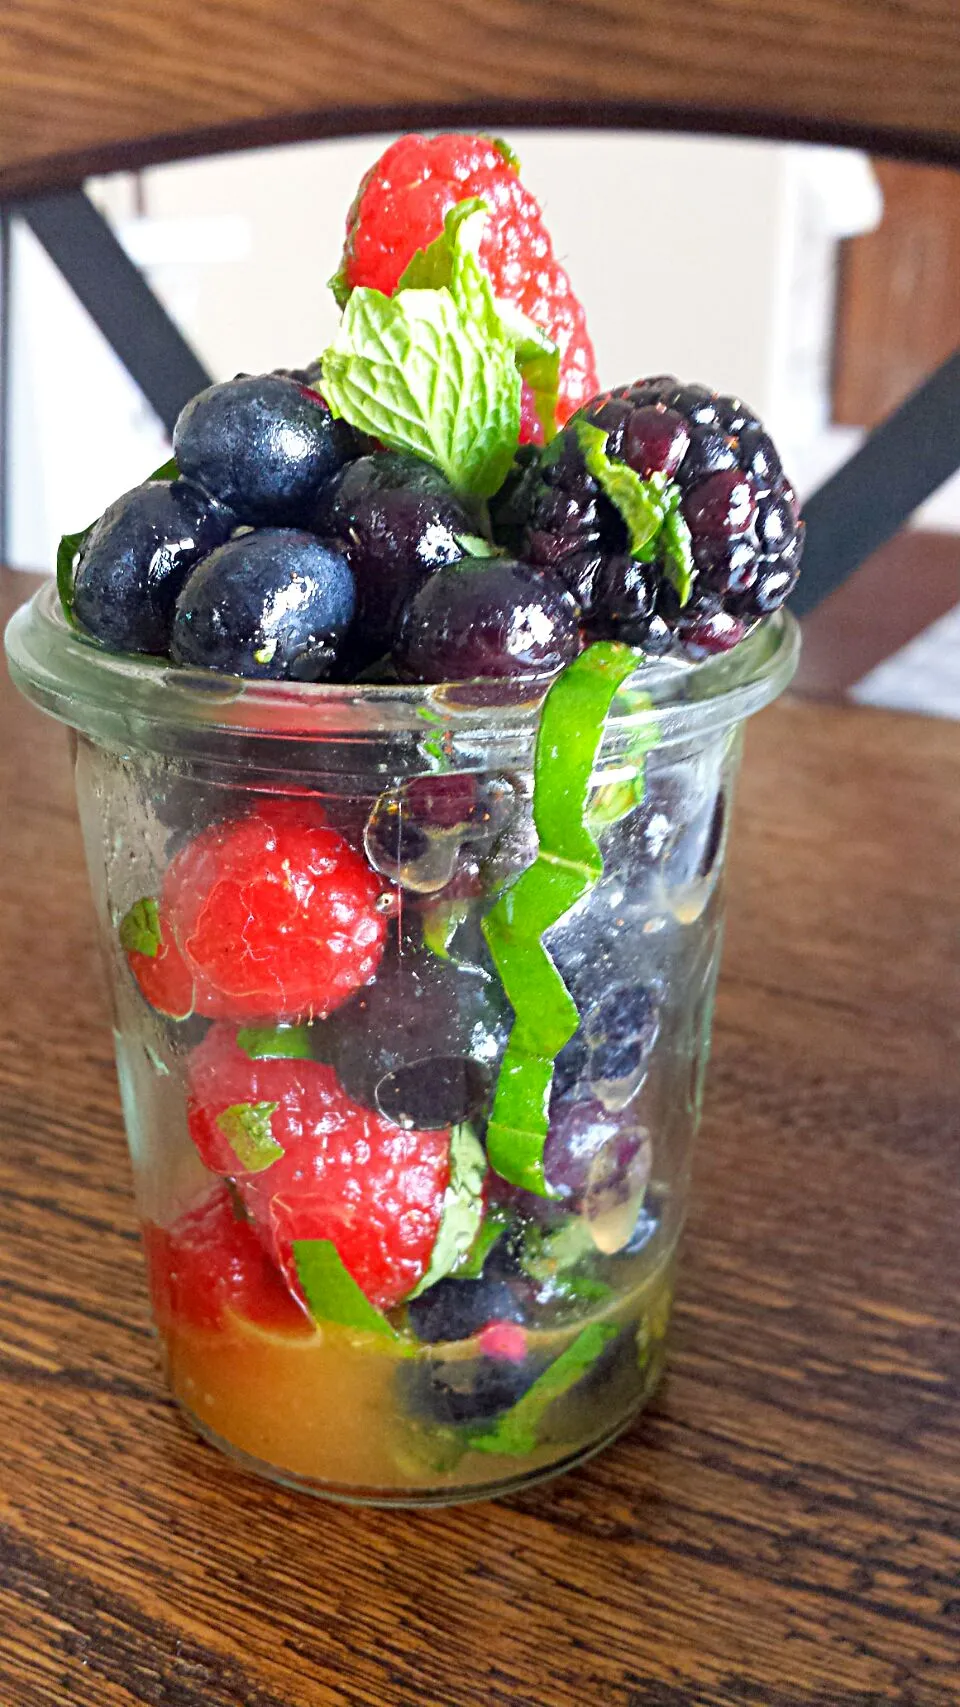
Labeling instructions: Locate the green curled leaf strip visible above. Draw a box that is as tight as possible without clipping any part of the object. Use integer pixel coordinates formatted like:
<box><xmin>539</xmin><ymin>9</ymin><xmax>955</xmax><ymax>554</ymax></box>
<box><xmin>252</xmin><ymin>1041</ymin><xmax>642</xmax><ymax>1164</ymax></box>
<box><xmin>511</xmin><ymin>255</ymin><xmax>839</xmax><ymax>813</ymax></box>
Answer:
<box><xmin>482</xmin><ymin>641</ymin><xmax>645</xmax><ymax>1193</ymax></box>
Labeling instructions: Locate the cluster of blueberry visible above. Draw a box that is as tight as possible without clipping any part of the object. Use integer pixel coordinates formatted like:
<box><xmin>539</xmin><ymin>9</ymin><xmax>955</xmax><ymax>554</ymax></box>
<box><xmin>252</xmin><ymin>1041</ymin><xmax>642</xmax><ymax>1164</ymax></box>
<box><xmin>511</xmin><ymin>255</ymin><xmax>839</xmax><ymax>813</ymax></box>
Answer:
<box><xmin>71</xmin><ymin>364</ymin><xmax>802</xmax><ymax>687</ymax></box>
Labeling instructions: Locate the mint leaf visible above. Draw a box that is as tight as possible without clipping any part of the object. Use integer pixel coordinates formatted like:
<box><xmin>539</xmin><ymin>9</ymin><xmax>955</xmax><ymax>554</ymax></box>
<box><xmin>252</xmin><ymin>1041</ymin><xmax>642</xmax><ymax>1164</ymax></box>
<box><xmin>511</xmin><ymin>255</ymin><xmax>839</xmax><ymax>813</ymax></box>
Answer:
<box><xmin>487</xmin><ymin>135</ymin><xmax>522</xmax><ymax>174</ymax></box>
<box><xmin>328</xmin><ymin>260</ymin><xmax>353</xmax><ymax>311</ymax></box>
<box><xmin>577</xmin><ymin>421</ymin><xmax>668</xmax><ymax>557</ymax></box>
<box><xmin>521</xmin><ymin>1215</ymin><xmax>596</xmax><ymax>1283</ymax></box>
<box><xmin>421</xmin><ymin>898</ymin><xmax>470</xmax><ymax>961</ymax></box>
<box><xmin>118</xmin><ymin>896</ymin><xmax>162</xmax><ymax>958</ymax></box>
<box><xmin>408</xmin><ymin>1124</ymin><xmax>487</xmax><ymax>1298</ymax></box>
<box><xmin>215</xmin><ymin>1101</ymin><xmax>283</xmax><ymax>1171</ymax></box>
<box><xmin>397</xmin><ymin>198</ymin><xmax>488</xmax><ymax>293</ymax></box>
<box><xmin>660</xmin><ymin>488</ymin><xmax>695</xmax><ymax>605</ymax></box>
<box><xmin>293</xmin><ymin>1238</ymin><xmax>399</xmax><ymax>1338</ymax></box>
<box><xmin>321</xmin><ymin>282</ymin><xmax>520</xmax><ymax>499</ymax></box>
<box><xmin>453</xmin><ymin>533</ymin><xmax>503</xmax><ymax>560</ymax></box>
<box><xmin>586</xmin><ymin>697</ymin><xmax>658</xmax><ymax>832</ymax></box>
<box><xmin>495</xmin><ymin>299</ymin><xmax>561</xmax><ymax>441</ymax></box>
<box><xmin>236</xmin><ymin>1024</ymin><xmax>314</xmax><ymax>1061</ymax></box>
<box><xmin>467</xmin><ymin>1320</ymin><xmax>619</xmax><ymax>1456</ymax></box>
<box><xmin>450</xmin><ymin>1204</ymin><xmax>511</xmax><ymax>1279</ymax></box>
<box><xmin>149</xmin><ymin>455</ymin><xmax>179</xmax><ymax>482</ymax></box>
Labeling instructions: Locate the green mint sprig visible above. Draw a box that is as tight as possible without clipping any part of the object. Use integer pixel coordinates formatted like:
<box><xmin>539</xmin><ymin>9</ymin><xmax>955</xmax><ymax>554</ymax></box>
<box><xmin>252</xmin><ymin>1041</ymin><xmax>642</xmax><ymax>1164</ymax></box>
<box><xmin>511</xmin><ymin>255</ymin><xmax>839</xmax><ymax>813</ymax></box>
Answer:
<box><xmin>321</xmin><ymin>199</ymin><xmax>561</xmax><ymax>496</ymax></box>
<box><xmin>408</xmin><ymin>1124</ymin><xmax>487</xmax><ymax>1299</ymax></box>
<box><xmin>466</xmin><ymin>1320</ymin><xmax>619</xmax><ymax>1456</ymax></box>
<box><xmin>215</xmin><ymin>1101</ymin><xmax>283</xmax><ymax>1172</ymax></box>
<box><xmin>576</xmin><ymin>421</ymin><xmax>694</xmax><ymax>606</ymax></box>
<box><xmin>293</xmin><ymin>1238</ymin><xmax>400</xmax><ymax>1339</ymax></box>
<box><xmin>118</xmin><ymin>896</ymin><xmax>162</xmax><ymax>958</ymax></box>
<box><xmin>481</xmin><ymin>641</ymin><xmax>644</xmax><ymax>1195</ymax></box>
<box><xmin>236</xmin><ymin>1024</ymin><xmax>314</xmax><ymax>1061</ymax></box>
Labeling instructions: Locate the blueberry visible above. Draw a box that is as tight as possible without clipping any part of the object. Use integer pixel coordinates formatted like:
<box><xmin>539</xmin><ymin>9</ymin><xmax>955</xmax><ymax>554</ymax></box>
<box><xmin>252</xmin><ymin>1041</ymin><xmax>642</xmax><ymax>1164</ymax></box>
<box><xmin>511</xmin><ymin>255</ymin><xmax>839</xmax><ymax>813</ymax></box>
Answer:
<box><xmin>553</xmin><ymin>983</ymin><xmax>661</xmax><ymax>1106</ymax></box>
<box><xmin>401</xmin><ymin>1353</ymin><xmax>543</xmax><ymax>1425</ymax></box>
<box><xmin>314</xmin><ymin>452</ymin><xmax>472</xmax><ymax>665</ymax></box>
<box><xmin>407</xmin><ymin>1276</ymin><xmax>525</xmax><ymax>1343</ymax></box>
<box><xmin>170</xmin><ymin>529</ymin><xmax>356</xmax><ymax>679</ymax></box>
<box><xmin>173</xmin><ymin>374</ymin><xmax>357</xmax><ymax>526</ymax></box>
<box><xmin>318</xmin><ymin>942</ymin><xmax>511</xmax><ymax>1127</ymax></box>
<box><xmin>395</xmin><ymin>559</ymin><xmax>581</xmax><ymax>684</ymax></box>
<box><xmin>73</xmin><ymin>480</ymin><xmax>233</xmax><ymax>655</ymax></box>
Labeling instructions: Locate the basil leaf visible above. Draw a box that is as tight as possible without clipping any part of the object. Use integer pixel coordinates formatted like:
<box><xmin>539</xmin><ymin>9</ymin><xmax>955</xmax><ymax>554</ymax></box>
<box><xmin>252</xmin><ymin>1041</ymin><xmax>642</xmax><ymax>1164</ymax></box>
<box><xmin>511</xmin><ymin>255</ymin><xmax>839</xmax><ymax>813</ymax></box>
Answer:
<box><xmin>215</xmin><ymin>1101</ymin><xmax>283</xmax><ymax>1172</ymax></box>
<box><xmin>236</xmin><ymin>1024</ymin><xmax>314</xmax><ymax>1061</ymax></box>
<box><xmin>408</xmin><ymin>1124</ymin><xmax>487</xmax><ymax>1298</ymax></box>
<box><xmin>451</xmin><ymin>1205</ymin><xmax>511</xmax><ymax>1279</ymax></box>
<box><xmin>293</xmin><ymin>1238</ymin><xmax>399</xmax><ymax>1338</ymax></box>
<box><xmin>482</xmin><ymin>642</ymin><xmax>645</xmax><ymax>1194</ymax></box>
<box><xmin>118</xmin><ymin>897</ymin><xmax>162</xmax><ymax>958</ymax></box>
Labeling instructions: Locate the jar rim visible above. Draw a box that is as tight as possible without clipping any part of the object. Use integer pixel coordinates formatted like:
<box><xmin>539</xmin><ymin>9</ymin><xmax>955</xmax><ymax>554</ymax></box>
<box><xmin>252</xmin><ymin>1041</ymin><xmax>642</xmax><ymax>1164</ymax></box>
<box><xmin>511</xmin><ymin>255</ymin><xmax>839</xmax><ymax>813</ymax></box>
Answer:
<box><xmin>5</xmin><ymin>578</ymin><xmax>799</xmax><ymax>755</ymax></box>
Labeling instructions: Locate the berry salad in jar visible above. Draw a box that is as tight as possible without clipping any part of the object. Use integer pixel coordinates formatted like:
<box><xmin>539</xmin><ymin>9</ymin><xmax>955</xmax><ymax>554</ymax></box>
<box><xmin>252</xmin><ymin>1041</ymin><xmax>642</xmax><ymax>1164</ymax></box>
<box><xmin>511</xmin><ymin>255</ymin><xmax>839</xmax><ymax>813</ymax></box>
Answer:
<box><xmin>7</xmin><ymin>132</ymin><xmax>801</xmax><ymax>1503</ymax></box>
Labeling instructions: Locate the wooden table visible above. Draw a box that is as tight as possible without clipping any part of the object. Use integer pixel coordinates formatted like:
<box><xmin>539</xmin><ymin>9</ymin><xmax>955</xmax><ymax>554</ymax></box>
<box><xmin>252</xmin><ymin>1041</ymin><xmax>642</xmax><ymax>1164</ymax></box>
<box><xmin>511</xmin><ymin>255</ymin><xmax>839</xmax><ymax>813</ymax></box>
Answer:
<box><xmin>2</xmin><ymin>567</ymin><xmax>958</xmax><ymax>1706</ymax></box>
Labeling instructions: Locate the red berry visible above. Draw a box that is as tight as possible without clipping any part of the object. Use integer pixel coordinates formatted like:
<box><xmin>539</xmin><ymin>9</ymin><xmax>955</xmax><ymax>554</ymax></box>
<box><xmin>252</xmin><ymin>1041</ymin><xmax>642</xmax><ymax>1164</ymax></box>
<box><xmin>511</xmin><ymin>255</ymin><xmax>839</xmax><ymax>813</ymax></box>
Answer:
<box><xmin>126</xmin><ymin>913</ymin><xmax>197</xmax><ymax>1018</ymax></box>
<box><xmin>142</xmin><ymin>1184</ymin><xmax>308</xmax><ymax>1333</ymax></box>
<box><xmin>683</xmin><ymin>470</ymin><xmax>759</xmax><ymax>542</ymax></box>
<box><xmin>337</xmin><ymin>133</ymin><xmax>598</xmax><ymax>439</ymax></box>
<box><xmin>187</xmin><ymin>1027</ymin><xmax>451</xmax><ymax>1310</ymax></box>
<box><xmin>162</xmin><ymin>800</ymin><xmax>387</xmax><ymax>1022</ymax></box>
<box><xmin>623</xmin><ymin>405</ymin><xmax>690</xmax><ymax>479</ymax></box>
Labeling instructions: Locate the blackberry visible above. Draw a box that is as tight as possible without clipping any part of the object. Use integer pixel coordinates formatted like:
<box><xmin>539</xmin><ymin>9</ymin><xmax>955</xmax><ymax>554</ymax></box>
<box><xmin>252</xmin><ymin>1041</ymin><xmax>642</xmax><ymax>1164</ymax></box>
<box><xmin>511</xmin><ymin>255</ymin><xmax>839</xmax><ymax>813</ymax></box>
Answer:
<box><xmin>506</xmin><ymin>377</ymin><xmax>803</xmax><ymax>657</ymax></box>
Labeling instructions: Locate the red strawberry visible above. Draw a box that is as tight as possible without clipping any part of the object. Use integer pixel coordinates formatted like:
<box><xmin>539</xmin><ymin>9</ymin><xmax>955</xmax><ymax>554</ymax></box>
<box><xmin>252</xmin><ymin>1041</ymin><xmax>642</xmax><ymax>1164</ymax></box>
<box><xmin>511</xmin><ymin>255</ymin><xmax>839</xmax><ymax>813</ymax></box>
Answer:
<box><xmin>186</xmin><ymin>1027</ymin><xmax>451</xmax><ymax>1310</ymax></box>
<box><xmin>336</xmin><ymin>132</ymin><xmax>598</xmax><ymax>442</ymax></box>
<box><xmin>152</xmin><ymin>799</ymin><xmax>386</xmax><ymax>1023</ymax></box>
<box><xmin>142</xmin><ymin>1185</ymin><xmax>308</xmax><ymax>1334</ymax></box>
<box><xmin>126</xmin><ymin>911</ymin><xmax>197</xmax><ymax>1019</ymax></box>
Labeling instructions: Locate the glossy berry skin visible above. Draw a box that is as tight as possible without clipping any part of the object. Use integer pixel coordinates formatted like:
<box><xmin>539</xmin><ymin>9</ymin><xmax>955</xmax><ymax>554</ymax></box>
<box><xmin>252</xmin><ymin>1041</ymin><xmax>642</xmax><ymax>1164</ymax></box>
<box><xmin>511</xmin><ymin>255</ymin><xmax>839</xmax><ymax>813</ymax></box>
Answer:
<box><xmin>161</xmin><ymin>799</ymin><xmax>386</xmax><ymax>1022</ymax></box>
<box><xmin>185</xmin><ymin>1028</ymin><xmax>451</xmax><ymax>1309</ymax></box>
<box><xmin>143</xmin><ymin>1184</ymin><xmax>309</xmax><ymax>1334</ymax></box>
<box><xmin>170</xmin><ymin>529</ymin><xmax>356</xmax><ymax>680</ymax></box>
<box><xmin>395</xmin><ymin>558</ymin><xmax>581</xmax><ymax>684</ymax></box>
<box><xmin>319</xmin><ymin>941</ymin><xmax>510</xmax><ymax>1128</ymax></box>
<box><xmin>314</xmin><ymin>452</ymin><xmax>471</xmax><ymax>666</ymax></box>
<box><xmin>73</xmin><ymin>479</ymin><xmax>233</xmax><ymax>655</ymax></box>
<box><xmin>406</xmin><ymin>1275</ymin><xmax>525</xmax><ymax>1344</ymax></box>
<box><xmin>335</xmin><ymin>132</ymin><xmax>598</xmax><ymax>441</ymax></box>
<box><xmin>173</xmin><ymin>374</ymin><xmax>357</xmax><ymax>526</ymax></box>
<box><xmin>510</xmin><ymin>377</ymin><xmax>803</xmax><ymax>658</ymax></box>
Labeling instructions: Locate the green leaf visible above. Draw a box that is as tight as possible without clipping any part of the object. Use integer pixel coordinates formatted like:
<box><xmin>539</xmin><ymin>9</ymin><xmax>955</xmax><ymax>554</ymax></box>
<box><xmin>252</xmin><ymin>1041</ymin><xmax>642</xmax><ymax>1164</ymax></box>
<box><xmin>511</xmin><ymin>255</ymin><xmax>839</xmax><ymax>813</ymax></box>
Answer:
<box><xmin>421</xmin><ymin>899</ymin><xmax>471</xmax><ymax>962</ymax></box>
<box><xmin>453</xmin><ymin>533</ymin><xmax>504</xmax><ymax>560</ymax></box>
<box><xmin>396</xmin><ymin>198</ymin><xmax>560</xmax><ymax>444</ymax></box>
<box><xmin>118</xmin><ymin>897</ymin><xmax>162</xmax><ymax>958</ymax></box>
<box><xmin>215</xmin><ymin>1101</ymin><xmax>283</xmax><ymax>1172</ymax></box>
<box><xmin>521</xmin><ymin>1215</ymin><xmax>595</xmax><ymax>1282</ymax></box>
<box><xmin>586</xmin><ymin>696</ymin><xmax>658</xmax><ymax>832</ymax></box>
<box><xmin>486</xmin><ymin>135</ymin><xmax>522</xmax><ymax>174</ymax></box>
<box><xmin>236</xmin><ymin>1024</ymin><xmax>314</xmax><ymax>1061</ymax></box>
<box><xmin>397</xmin><ymin>198</ymin><xmax>488</xmax><ymax>293</ymax></box>
<box><xmin>149</xmin><ymin>455</ymin><xmax>179</xmax><ymax>482</ymax></box>
<box><xmin>482</xmin><ymin>641</ymin><xmax>646</xmax><ymax>1194</ymax></box>
<box><xmin>320</xmin><ymin>281</ymin><xmax>520</xmax><ymax>499</ymax></box>
<box><xmin>56</xmin><ymin>527</ymin><xmax>93</xmax><ymax>628</ymax></box>
<box><xmin>293</xmin><ymin>1238</ymin><xmax>399</xmax><ymax>1338</ymax></box>
<box><xmin>450</xmin><ymin>1204</ymin><xmax>511</xmax><ymax>1279</ymax></box>
<box><xmin>577</xmin><ymin>421</ymin><xmax>668</xmax><ymax>557</ymax></box>
<box><xmin>660</xmin><ymin>487</ymin><xmax>695</xmax><ymax>605</ymax></box>
<box><xmin>408</xmin><ymin>1124</ymin><xmax>487</xmax><ymax>1298</ymax></box>
<box><xmin>328</xmin><ymin>260</ymin><xmax>353</xmax><ymax>311</ymax></box>
<box><xmin>466</xmin><ymin>1320</ymin><xmax>619</xmax><ymax>1456</ymax></box>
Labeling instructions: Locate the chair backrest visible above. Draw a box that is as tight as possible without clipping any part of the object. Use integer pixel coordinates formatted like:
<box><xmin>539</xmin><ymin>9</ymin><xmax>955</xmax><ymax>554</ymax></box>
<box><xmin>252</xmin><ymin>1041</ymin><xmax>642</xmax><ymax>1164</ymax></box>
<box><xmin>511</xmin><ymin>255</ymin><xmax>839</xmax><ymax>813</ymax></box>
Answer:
<box><xmin>2</xmin><ymin>0</ymin><xmax>959</xmax><ymax>194</ymax></box>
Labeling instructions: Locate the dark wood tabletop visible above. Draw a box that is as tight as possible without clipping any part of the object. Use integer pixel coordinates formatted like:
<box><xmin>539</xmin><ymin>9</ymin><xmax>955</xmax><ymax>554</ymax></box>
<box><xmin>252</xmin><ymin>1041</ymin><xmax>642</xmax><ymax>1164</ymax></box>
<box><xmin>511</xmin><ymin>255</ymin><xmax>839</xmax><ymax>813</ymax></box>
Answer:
<box><xmin>1</xmin><ymin>566</ymin><xmax>958</xmax><ymax>1707</ymax></box>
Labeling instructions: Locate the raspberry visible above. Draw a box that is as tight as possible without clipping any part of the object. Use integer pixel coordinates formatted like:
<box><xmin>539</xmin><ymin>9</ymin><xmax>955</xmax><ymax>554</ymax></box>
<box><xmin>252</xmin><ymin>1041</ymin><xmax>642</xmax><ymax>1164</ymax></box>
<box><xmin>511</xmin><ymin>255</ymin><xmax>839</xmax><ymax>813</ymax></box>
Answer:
<box><xmin>161</xmin><ymin>799</ymin><xmax>387</xmax><ymax>1022</ymax></box>
<box><xmin>142</xmin><ymin>1184</ymin><xmax>308</xmax><ymax>1333</ymax></box>
<box><xmin>336</xmin><ymin>133</ymin><xmax>598</xmax><ymax>441</ymax></box>
<box><xmin>508</xmin><ymin>376</ymin><xmax>804</xmax><ymax>655</ymax></box>
<box><xmin>186</xmin><ymin>1027</ymin><xmax>451</xmax><ymax>1309</ymax></box>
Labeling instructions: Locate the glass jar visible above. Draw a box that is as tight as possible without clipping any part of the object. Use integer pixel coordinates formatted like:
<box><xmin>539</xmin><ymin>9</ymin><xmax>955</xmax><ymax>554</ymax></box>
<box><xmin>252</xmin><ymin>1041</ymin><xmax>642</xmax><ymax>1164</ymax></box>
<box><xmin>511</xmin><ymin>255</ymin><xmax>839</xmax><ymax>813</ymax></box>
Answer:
<box><xmin>6</xmin><ymin>582</ymin><xmax>798</xmax><ymax>1504</ymax></box>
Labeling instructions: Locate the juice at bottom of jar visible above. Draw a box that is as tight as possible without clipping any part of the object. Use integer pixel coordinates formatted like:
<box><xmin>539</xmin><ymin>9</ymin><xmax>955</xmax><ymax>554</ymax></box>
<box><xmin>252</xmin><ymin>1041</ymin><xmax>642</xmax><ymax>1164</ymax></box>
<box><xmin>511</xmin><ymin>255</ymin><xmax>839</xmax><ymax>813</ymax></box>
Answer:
<box><xmin>159</xmin><ymin>1245</ymin><xmax>676</xmax><ymax>1498</ymax></box>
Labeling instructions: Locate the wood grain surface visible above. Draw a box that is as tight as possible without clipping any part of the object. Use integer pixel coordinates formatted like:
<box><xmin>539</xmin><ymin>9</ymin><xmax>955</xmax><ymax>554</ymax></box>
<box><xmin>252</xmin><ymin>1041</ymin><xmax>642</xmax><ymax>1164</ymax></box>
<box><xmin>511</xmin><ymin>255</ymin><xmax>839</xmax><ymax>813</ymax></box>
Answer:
<box><xmin>1</xmin><ymin>568</ymin><xmax>959</xmax><ymax>1706</ymax></box>
<box><xmin>2</xmin><ymin>0</ymin><xmax>960</xmax><ymax>198</ymax></box>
